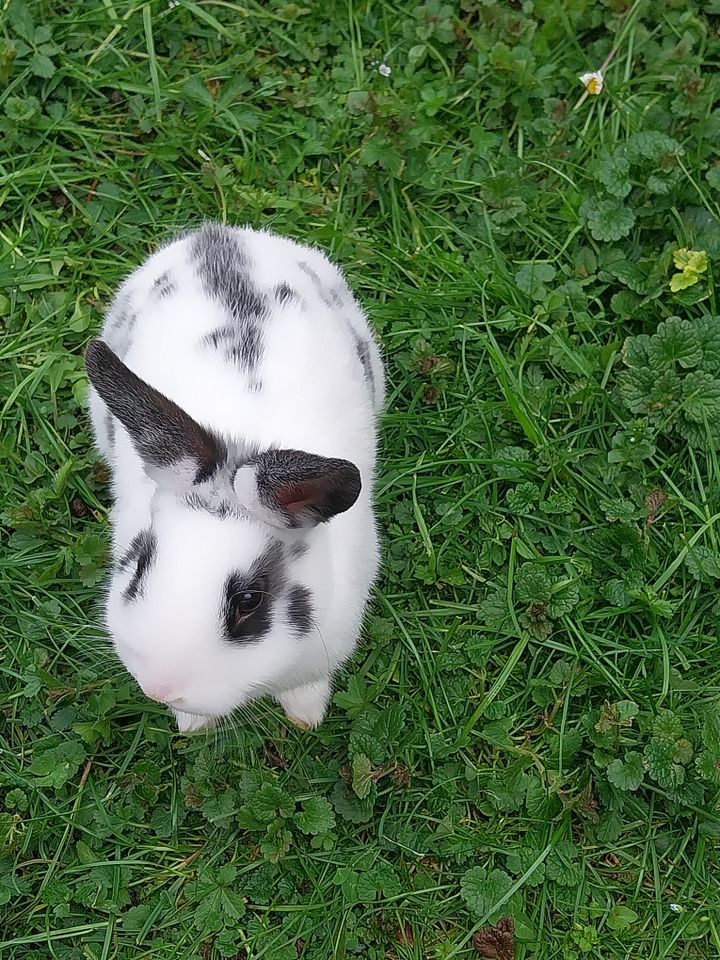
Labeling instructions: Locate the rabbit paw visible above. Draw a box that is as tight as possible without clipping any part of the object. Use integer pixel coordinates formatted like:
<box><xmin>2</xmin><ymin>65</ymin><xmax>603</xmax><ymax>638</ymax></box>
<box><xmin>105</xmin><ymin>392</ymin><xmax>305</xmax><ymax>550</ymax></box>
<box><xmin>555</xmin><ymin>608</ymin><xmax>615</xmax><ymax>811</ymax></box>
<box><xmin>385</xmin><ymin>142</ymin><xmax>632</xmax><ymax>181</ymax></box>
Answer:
<box><xmin>173</xmin><ymin>710</ymin><xmax>215</xmax><ymax>734</ymax></box>
<box><xmin>279</xmin><ymin>679</ymin><xmax>330</xmax><ymax>730</ymax></box>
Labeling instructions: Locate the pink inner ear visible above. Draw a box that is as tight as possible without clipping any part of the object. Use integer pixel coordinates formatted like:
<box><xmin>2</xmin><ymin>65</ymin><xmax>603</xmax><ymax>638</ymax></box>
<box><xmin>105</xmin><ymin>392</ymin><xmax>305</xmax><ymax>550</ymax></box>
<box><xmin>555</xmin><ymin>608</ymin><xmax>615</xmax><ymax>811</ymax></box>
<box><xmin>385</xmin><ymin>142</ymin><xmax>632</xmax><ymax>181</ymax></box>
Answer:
<box><xmin>275</xmin><ymin>482</ymin><xmax>316</xmax><ymax>514</ymax></box>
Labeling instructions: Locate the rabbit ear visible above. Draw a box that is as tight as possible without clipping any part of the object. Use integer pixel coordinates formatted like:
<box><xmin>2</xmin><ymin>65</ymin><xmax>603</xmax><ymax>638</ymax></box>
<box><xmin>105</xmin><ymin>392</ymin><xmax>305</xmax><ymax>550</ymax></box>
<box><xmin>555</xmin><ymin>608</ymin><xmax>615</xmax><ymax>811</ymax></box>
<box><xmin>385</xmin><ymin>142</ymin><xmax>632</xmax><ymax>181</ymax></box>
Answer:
<box><xmin>233</xmin><ymin>449</ymin><xmax>361</xmax><ymax>528</ymax></box>
<box><xmin>85</xmin><ymin>339</ymin><xmax>227</xmax><ymax>488</ymax></box>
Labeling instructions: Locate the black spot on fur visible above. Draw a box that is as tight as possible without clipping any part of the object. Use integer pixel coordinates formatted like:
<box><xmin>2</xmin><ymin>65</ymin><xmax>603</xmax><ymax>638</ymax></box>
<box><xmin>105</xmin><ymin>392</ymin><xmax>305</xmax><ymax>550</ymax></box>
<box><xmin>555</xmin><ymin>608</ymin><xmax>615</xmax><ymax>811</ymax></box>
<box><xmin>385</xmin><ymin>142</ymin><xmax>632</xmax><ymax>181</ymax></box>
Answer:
<box><xmin>105</xmin><ymin>411</ymin><xmax>115</xmax><ymax>447</ymax></box>
<box><xmin>85</xmin><ymin>339</ymin><xmax>227</xmax><ymax>484</ymax></box>
<box><xmin>152</xmin><ymin>270</ymin><xmax>176</xmax><ymax>300</ymax></box>
<box><xmin>354</xmin><ymin>335</ymin><xmax>375</xmax><ymax>396</ymax></box>
<box><xmin>253</xmin><ymin>449</ymin><xmax>362</xmax><ymax>528</ymax></box>
<box><xmin>120</xmin><ymin>531</ymin><xmax>157</xmax><ymax>601</ymax></box>
<box><xmin>287</xmin><ymin>584</ymin><xmax>313</xmax><ymax>636</ymax></box>
<box><xmin>289</xmin><ymin>540</ymin><xmax>309</xmax><ymax>560</ymax></box>
<box><xmin>222</xmin><ymin>541</ymin><xmax>286</xmax><ymax>643</ymax></box>
<box><xmin>192</xmin><ymin>224</ymin><xmax>269</xmax><ymax>373</ymax></box>
<box><xmin>274</xmin><ymin>283</ymin><xmax>299</xmax><ymax>306</ymax></box>
<box><xmin>104</xmin><ymin>297</ymin><xmax>138</xmax><ymax>359</ymax></box>
<box><xmin>297</xmin><ymin>260</ymin><xmax>333</xmax><ymax>308</ymax></box>
<box><xmin>184</xmin><ymin>491</ymin><xmax>244</xmax><ymax>520</ymax></box>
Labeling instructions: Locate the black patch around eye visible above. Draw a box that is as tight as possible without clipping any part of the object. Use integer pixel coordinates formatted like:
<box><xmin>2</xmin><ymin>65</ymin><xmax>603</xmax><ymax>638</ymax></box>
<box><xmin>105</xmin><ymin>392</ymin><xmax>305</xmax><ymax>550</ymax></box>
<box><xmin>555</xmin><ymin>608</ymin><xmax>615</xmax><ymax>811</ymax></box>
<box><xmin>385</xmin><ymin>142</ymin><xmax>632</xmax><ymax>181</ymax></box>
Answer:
<box><xmin>120</xmin><ymin>530</ymin><xmax>157</xmax><ymax>602</ymax></box>
<box><xmin>287</xmin><ymin>584</ymin><xmax>313</xmax><ymax>636</ymax></box>
<box><xmin>222</xmin><ymin>541</ymin><xmax>285</xmax><ymax>643</ymax></box>
<box><xmin>225</xmin><ymin>577</ymin><xmax>266</xmax><ymax>638</ymax></box>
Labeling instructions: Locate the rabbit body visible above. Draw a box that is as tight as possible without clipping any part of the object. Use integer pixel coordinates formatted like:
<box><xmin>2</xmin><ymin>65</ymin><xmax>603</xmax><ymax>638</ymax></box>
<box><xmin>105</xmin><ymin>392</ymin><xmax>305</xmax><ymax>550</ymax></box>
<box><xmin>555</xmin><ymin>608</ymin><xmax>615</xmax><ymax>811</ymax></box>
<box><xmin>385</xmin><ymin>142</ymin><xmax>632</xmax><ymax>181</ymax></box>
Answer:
<box><xmin>86</xmin><ymin>224</ymin><xmax>384</xmax><ymax>732</ymax></box>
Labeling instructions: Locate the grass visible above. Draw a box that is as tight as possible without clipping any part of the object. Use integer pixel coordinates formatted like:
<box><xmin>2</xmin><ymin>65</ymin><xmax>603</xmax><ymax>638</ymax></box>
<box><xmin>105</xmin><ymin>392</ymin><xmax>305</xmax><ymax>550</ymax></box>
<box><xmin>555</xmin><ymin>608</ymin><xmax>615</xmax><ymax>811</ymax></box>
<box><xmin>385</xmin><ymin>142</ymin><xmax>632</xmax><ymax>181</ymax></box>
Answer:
<box><xmin>2</xmin><ymin>0</ymin><xmax>720</xmax><ymax>957</ymax></box>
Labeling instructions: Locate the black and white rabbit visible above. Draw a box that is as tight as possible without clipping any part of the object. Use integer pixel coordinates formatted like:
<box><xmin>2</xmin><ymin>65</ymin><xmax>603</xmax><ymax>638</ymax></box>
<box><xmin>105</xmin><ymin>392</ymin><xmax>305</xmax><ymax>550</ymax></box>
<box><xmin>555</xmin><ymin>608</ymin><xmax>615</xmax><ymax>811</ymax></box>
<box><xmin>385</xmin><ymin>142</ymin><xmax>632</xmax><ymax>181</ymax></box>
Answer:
<box><xmin>85</xmin><ymin>224</ymin><xmax>385</xmax><ymax>732</ymax></box>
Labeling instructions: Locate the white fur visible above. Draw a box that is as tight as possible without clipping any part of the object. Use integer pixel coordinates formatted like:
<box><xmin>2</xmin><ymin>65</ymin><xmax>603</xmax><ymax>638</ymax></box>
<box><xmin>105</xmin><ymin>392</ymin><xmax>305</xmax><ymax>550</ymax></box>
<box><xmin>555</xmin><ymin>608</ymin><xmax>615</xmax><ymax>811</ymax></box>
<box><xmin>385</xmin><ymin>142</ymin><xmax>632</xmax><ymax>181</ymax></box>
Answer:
<box><xmin>88</xmin><ymin>225</ymin><xmax>384</xmax><ymax>732</ymax></box>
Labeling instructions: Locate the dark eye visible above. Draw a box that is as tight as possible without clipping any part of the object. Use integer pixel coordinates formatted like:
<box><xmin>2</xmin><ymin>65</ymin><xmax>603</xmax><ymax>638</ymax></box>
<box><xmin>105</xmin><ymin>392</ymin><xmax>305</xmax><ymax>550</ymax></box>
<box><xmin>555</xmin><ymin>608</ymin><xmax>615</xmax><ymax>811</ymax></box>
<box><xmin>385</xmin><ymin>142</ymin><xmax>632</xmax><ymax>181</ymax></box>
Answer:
<box><xmin>228</xmin><ymin>578</ymin><xmax>266</xmax><ymax>628</ymax></box>
<box><xmin>232</xmin><ymin>584</ymin><xmax>264</xmax><ymax>618</ymax></box>
<box><xmin>223</xmin><ymin>570</ymin><xmax>273</xmax><ymax>643</ymax></box>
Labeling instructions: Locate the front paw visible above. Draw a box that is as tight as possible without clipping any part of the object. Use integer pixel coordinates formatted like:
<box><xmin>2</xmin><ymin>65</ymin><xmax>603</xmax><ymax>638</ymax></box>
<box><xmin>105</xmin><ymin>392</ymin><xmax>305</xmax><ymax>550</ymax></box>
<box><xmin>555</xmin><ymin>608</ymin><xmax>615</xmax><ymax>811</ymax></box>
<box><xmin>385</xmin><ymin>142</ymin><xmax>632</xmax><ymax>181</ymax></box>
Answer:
<box><xmin>286</xmin><ymin>714</ymin><xmax>317</xmax><ymax>731</ymax></box>
<box><xmin>173</xmin><ymin>710</ymin><xmax>215</xmax><ymax>733</ymax></box>
<box><xmin>278</xmin><ymin>678</ymin><xmax>330</xmax><ymax>730</ymax></box>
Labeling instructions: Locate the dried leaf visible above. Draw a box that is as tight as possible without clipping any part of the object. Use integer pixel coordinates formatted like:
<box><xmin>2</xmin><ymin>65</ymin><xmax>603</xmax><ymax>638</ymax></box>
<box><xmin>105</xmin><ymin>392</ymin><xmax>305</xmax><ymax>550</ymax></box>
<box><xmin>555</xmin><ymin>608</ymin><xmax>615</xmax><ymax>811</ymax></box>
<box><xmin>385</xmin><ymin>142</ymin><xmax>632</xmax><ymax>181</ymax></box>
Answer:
<box><xmin>473</xmin><ymin>916</ymin><xmax>515</xmax><ymax>959</ymax></box>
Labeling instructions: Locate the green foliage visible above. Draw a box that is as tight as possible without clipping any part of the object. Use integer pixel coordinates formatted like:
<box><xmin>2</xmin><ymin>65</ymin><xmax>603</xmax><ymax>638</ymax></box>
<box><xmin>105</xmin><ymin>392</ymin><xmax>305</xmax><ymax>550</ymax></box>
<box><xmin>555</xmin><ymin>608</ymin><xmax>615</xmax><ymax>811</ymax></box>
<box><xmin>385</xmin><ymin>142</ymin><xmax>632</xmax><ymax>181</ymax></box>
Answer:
<box><xmin>619</xmin><ymin>316</ymin><xmax>720</xmax><ymax>446</ymax></box>
<box><xmin>2</xmin><ymin>0</ymin><xmax>720</xmax><ymax>957</ymax></box>
<box><xmin>582</xmin><ymin>197</ymin><xmax>636</xmax><ymax>242</ymax></box>
<box><xmin>460</xmin><ymin>867</ymin><xmax>514</xmax><ymax>920</ymax></box>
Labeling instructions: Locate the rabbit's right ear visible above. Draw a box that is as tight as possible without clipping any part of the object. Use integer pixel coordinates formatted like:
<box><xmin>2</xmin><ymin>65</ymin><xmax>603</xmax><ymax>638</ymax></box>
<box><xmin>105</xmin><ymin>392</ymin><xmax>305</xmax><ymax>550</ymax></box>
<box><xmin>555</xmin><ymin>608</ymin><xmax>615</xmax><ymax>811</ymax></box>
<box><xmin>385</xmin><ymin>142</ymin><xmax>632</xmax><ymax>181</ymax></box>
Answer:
<box><xmin>233</xmin><ymin>449</ymin><xmax>361</xmax><ymax>528</ymax></box>
<box><xmin>85</xmin><ymin>339</ymin><xmax>227</xmax><ymax>488</ymax></box>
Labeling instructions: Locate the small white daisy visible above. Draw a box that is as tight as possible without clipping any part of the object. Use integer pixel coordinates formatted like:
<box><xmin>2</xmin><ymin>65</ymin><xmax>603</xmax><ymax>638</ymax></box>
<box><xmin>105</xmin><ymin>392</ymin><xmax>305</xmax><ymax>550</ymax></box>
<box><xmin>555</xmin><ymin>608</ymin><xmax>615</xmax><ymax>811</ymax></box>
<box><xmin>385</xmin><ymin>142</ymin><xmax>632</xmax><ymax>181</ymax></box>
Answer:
<box><xmin>379</xmin><ymin>63</ymin><xmax>392</xmax><ymax>77</ymax></box>
<box><xmin>579</xmin><ymin>70</ymin><xmax>603</xmax><ymax>95</ymax></box>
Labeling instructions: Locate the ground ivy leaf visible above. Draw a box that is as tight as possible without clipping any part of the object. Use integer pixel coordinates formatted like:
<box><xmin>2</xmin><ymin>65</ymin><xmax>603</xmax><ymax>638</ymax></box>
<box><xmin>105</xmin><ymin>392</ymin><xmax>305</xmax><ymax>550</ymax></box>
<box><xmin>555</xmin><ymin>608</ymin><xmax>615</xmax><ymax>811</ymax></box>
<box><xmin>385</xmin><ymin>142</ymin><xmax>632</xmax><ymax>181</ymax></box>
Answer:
<box><xmin>515</xmin><ymin>262</ymin><xmax>555</xmax><ymax>301</ymax></box>
<box><xmin>460</xmin><ymin>867</ymin><xmax>514</xmax><ymax>918</ymax></box>
<box><xmin>645</xmin><ymin>737</ymin><xmax>688</xmax><ymax>789</ymax></box>
<box><xmin>685</xmin><ymin>545</ymin><xmax>720</xmax><ymax>582</ymax></box>
<box><xmin>505</xmin><ymin>847</ymin><xmax>546</xmax><ymax>886</ymax></box>
<box><xmin>681</xmin><ymin>371</ymin><xmax>720</xmax><ymax>422</ymax></box>
<box><xmin>582</xmin><ymin>197</ymin><xmax>636</xmax><ymax>242</ymax></box>
<box><xmin>694</xmin><ymin>315</ymin><xmax>720</xmax><ymax>372</ymax></box>
<box><xmin>330</xmin><ymin>781</ymin><xmax>375</xmax><ymax>823</ymax></box>
<box><xmin>260</xmin><ymin>821</ymin><xmax>293</xmax><ymax>863</ymax></box>
<box><xmin>505</xmin><ymin>481</ymin><xmax>540</xmax><ymax>515</ymax></box>
<box><xmin>545</xmin><ymin>841</ymin><xmax>581</xmax><ymax>886</ymax></box>
<box><xmin>294</xmin><ymin>796</ymin><xmax>336</xmax><ymax>835</ymax></box>
<box><xmin>515</xmin><ymin>564</ymin><xmax>551</xmax><ymax>604</ymax></box>
<box><xmin>606</xmin><ymin>752</ymin><xmax>645</xmax><ymax>791</ymax></box>
<box><xmin>351</xmin><ymin>754</ymin><xmax>375</xmax><ymax>799</ymax></box>
<box><xmin>252</xmin><ymin>782</ymin><xmax>295</xmax><ymax>823</ymax></box>
<box><xmin>595</xmin><ymin>150</ymin><xmax>632</xmax><ymax>198</ymax></box>
<box><xmin>696</xmin><ymin>751</ymin><xmax>720</xmax><ymax>785</ymax></box>
<box><xmin>648</xmin><ymin>317</ymin><xmax>702</xmax><ymax>369</ymax></box>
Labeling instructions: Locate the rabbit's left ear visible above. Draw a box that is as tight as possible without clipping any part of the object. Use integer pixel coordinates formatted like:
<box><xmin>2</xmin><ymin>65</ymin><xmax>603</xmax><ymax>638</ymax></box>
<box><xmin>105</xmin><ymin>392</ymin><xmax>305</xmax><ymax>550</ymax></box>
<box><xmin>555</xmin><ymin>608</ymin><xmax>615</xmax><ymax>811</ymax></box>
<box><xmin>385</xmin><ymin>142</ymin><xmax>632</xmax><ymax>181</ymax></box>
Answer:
<box><xmin>233</xmin><ymin>449</ymin><xmax>361</xmax><ymax>528</ymax></box>
<box><xmin>85</xmin><ymin>339</ymin><xmax>227</xmax><ymax>489</ymax></box>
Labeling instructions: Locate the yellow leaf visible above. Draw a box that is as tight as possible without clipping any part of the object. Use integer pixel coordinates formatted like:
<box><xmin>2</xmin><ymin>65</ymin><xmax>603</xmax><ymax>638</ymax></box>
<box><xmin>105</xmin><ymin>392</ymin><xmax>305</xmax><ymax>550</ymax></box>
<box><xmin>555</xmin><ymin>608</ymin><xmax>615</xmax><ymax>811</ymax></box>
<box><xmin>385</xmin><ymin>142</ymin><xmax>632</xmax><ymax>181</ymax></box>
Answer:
<box><xmin>669</xmin><ymin>271</ymin><xmax>699</xmax><ymax>292</ymax></box>
<box><xmin>673</xmin><ymin>248</ymin><xmax>708</xmax><ymax>275</ymax></box>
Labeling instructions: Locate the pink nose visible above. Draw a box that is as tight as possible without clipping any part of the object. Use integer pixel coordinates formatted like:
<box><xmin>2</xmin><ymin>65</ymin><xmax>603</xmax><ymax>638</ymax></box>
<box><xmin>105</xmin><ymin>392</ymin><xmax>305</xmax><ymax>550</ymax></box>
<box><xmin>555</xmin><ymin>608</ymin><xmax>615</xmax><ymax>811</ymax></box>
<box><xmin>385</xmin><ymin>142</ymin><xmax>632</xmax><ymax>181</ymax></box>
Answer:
<box><xmin>141</xmin><ymin>683</ymin><xmax>183</xmax><ymax>705</ymax></box>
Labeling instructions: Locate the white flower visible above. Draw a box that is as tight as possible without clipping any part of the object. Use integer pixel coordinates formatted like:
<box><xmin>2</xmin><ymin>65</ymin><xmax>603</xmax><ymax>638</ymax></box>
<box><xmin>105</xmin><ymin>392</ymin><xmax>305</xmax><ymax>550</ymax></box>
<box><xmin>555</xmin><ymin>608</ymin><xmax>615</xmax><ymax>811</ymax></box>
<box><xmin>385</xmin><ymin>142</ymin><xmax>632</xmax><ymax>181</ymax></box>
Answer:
<box><xmin>670</xmin><ymin>903</ymin><xmax>683</xmax><ymax>913</ymax></box>
<box><xmin>579</xmin><ymin>70</ymin><xmax>603</xmax><ymax>95</ymax></box>
<box><xmin>378</xmin><ymin>63</ymin><xmax>392</xmax><ymax>77</ymax></box>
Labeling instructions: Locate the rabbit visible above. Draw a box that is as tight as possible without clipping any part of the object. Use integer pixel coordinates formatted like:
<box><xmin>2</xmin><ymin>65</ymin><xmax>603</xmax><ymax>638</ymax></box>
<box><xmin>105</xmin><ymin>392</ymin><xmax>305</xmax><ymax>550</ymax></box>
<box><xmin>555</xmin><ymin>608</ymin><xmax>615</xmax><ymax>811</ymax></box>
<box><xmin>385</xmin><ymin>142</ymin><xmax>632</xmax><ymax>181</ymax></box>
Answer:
<box><xmin>85</xmin><ymin>223</ymin><xmax>385</xmax><ymax>733</ymax></box>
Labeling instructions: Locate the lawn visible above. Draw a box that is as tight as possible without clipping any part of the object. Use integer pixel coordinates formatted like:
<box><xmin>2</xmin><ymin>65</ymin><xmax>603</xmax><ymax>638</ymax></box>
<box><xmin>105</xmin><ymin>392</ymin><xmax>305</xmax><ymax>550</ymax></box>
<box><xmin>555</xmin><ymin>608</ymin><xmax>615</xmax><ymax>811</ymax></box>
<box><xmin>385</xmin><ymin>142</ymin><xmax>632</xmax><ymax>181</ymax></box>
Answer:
<box><xmin>2</xmin><ymin>0</ymin><xmax>720</xmax><ymax>957</ymax></box>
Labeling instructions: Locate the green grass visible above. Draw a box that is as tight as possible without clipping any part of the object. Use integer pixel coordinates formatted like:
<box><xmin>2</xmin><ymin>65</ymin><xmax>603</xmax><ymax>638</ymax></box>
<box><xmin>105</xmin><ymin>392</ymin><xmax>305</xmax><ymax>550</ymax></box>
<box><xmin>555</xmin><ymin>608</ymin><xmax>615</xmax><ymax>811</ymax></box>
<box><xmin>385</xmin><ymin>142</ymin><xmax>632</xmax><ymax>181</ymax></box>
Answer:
<box><xmin>2</xmin><ymin>0</ymin><xmax>720</xmax><ymax>957</ymax></box>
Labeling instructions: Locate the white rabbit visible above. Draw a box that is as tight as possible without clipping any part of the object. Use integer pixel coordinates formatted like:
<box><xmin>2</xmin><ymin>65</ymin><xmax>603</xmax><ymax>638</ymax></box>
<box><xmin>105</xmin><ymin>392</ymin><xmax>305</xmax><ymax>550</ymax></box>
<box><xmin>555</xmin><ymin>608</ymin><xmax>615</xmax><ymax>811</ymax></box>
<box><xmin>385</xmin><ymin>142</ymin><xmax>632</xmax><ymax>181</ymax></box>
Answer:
<box><xmin>85</xmin><ymin>223</ymin><xmax>385</xmax><ymax>733</ymax></box>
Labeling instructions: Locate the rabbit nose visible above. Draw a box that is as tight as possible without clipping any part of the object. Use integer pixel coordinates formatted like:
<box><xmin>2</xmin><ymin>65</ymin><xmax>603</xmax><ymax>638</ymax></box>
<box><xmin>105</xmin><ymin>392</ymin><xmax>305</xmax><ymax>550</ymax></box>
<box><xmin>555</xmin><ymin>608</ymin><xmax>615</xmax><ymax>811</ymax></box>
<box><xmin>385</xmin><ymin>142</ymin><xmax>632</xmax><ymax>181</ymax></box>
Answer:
<box><xmin>141</xmin><ymin>682</ymin><xmax>184</xmax><ymax>706</ymax></box>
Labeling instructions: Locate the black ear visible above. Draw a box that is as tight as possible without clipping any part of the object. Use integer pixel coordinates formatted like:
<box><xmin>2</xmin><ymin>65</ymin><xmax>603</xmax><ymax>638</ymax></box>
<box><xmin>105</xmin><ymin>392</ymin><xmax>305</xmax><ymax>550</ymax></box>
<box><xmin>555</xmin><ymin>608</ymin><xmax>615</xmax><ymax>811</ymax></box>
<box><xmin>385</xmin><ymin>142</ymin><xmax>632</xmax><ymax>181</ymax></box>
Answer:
<box><xmin>85</xmin><ymin>339</ymin><xmax>227</xmax><ymax>487</ymax></box>
<box><xmin>237</xmin><ymin>449</ymin><xmax>361</xmax><ymax>527</ymax></box>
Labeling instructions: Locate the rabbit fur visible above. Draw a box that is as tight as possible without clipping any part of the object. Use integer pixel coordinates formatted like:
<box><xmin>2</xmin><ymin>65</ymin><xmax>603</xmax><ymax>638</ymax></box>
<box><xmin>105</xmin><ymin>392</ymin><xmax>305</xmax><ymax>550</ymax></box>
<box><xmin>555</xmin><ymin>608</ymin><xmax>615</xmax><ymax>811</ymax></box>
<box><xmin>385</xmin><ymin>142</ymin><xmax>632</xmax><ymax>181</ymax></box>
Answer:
<box><xmin>85</xmin><ymin>223</ymin><xmax>384</xmax><ymax>733</ymax></box>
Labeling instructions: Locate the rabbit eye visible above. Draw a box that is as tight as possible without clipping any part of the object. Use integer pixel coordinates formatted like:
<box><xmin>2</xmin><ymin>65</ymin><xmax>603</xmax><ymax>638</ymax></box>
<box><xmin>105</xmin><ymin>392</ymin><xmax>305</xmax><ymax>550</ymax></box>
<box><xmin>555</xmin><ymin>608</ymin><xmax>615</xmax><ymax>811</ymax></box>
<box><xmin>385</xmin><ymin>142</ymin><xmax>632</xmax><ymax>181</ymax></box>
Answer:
<box><xmin>227</xmin><ymin>578</ymin><xmax>267</xmax><ymax>634</ymax></box>
<box><xmin>222</xmin><ymin>544</ymin><xmax>283</xmax><ymax>643</ymax></box>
